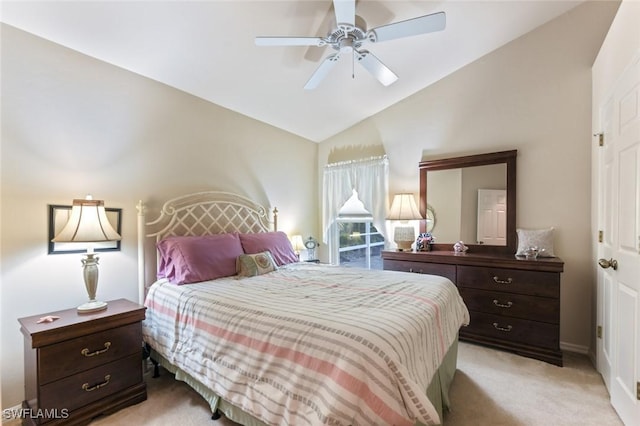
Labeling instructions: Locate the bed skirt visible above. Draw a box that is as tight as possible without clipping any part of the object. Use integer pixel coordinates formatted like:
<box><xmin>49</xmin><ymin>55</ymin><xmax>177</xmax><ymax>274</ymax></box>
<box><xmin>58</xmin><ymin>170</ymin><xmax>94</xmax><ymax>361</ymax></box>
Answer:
<box><xmin>149</xmin><ymin>338</ymin><xmax>459</xmax><ymax>426</ymax></box>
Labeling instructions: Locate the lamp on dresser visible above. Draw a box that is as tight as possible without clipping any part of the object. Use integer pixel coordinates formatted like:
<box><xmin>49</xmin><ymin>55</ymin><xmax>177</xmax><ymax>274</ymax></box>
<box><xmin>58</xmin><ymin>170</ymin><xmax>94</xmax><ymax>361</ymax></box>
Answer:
<box><xmin>52</xmin><ymin>195</ymin><xmax>121</xmax><ymax>313</ymax></box>
<box><xmin>387</xmin><ymin>193</ymin><xmax>423</xmax><ymax>251</ymax></box>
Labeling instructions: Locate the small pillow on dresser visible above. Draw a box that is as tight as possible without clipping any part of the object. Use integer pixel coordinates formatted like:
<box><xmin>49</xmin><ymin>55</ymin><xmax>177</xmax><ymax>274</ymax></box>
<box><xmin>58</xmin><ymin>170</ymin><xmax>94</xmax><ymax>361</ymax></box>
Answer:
<box><xmin>516</xmin><ymin>227</ymin><xmax>555</xmax><ymax>257</ymax></box>
<box><xmin>237</xmin><ymin>251</ymin><xmax>278</xmax><ymax>277</ymax></box>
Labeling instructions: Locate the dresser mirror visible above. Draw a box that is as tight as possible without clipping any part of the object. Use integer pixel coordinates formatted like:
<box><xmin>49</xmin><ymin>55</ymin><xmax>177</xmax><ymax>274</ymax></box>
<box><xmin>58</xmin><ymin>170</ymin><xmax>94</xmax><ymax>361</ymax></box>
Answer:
<box><xmin>419</xmin><ymin>150</ymin><xmax>517</xmax><ymax>254</ymax></box>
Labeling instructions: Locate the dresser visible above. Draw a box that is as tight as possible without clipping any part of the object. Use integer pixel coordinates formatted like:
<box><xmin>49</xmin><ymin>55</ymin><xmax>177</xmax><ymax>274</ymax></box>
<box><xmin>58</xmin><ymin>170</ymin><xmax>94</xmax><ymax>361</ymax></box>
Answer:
<box><xmin>382</xmin><ymin>251</ymin><xmax>564</xmax><ymax>366</ymax></box>
<box><xmin>18</xmin><ymin>299</ymin><xmax>147</xmax><ymax>425</ymax></box>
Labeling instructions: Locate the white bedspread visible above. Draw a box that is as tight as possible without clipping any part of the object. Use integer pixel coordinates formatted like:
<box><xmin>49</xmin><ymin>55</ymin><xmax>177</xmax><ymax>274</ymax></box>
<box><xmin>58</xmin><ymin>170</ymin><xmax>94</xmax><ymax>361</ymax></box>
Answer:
<box><xmin>143</xmin><ymin>263</ymin><xmax>469</xmax><ymax>426</ymax></box>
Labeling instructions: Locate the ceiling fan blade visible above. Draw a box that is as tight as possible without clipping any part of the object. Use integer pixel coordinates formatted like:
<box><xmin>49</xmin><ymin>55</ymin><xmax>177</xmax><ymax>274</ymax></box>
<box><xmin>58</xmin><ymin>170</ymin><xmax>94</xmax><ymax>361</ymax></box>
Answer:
<box><xmin>369</xmin><ymin>11</ymin><xmax>445</xmax><ymax>43</ymax></box>
<box><xmin>356</xmin><ymin>50</ymin><xmax>398</xmax><ymax>86</ymax></box>
<box><xmin>255</xmin><ymin>37</ymin><xmax>327</xmax><ymax>47</ymax></box>
<box><xmin>333</xmin><ymin>0</ymin><xmax>355</xmax><ymax>27</ymax></box>
<box><xmin>303</xmin><ymin>0</ymin><xmax>337</xmax><ymax>62</ymax></box>
<box><xmin>304</xmin><ymin>53</ymin><xmax>341</xmax><ymax>90</ymax></box>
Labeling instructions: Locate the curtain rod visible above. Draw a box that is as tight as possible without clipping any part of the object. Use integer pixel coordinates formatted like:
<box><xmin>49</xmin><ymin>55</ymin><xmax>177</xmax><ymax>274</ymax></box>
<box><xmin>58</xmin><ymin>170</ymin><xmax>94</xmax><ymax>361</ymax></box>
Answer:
<box><xmin>324</xmin><ymin>155</ymin><xmax>388</xmax><ymax>169</ymax></box>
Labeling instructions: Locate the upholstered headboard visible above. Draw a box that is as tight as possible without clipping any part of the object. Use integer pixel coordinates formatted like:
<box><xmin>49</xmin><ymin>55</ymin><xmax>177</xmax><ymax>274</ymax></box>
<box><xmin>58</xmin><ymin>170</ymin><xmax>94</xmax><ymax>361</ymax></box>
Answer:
<box><xmin>136</xmin><ymin>191</ymin><xmax>277</xmax><ymax>303</ymax></box>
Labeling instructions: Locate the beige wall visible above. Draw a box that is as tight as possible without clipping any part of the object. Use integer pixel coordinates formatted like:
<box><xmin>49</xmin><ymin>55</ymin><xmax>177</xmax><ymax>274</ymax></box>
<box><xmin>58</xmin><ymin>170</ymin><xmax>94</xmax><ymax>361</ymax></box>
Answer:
<box><xmin>0</xmin><ymin>24</ymin><xmax>317</xmax><ymax>407</ymax></box>
<box><xmin>591</xmin><ymin>1</ymin><xmax>640</xmax><ymax>359</ymax></box>
<box><xmin>318</xmin><ymin>1</ymin><xmax>619</xmax><ymax>353</ymax></box>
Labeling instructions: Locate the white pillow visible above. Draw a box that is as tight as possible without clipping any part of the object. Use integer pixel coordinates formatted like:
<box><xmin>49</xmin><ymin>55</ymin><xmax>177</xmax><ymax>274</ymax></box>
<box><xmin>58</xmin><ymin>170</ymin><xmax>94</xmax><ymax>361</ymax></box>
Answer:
<box><xmin>516</xmin><ymin>228</ymin><xmax>555</xmax><ymax>257</ymax></box>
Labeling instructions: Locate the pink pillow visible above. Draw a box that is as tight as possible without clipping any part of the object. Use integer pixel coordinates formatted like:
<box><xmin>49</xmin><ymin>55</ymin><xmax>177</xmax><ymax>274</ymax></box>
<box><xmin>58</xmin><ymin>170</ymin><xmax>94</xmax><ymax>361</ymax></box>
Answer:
<box><xmin>239</xmin><ymin>231</ymin><xmax>298</xmax><ymax>266</ymax></box>
<box><xmin>157</xmin><ymin>233</ymin><xmax>244</xmax><ymax>284</ymax></box>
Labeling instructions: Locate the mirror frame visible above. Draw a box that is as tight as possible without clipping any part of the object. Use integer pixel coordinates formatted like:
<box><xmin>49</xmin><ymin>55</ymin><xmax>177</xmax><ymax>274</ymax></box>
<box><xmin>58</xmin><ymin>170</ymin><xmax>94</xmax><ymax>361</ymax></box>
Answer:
<box><xmin>419</xmin><ymin>150</ymin><xmax>517</xmax><ymax>255</ymax></box>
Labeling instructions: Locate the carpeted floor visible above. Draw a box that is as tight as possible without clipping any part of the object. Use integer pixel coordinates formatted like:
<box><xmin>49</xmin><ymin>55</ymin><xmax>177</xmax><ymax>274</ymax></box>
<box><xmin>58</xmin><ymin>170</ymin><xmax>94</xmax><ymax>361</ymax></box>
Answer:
<box><xmin>91</xmin><ymin>342</ymin><xmax>623</xmax><ymax>426</ymax></box>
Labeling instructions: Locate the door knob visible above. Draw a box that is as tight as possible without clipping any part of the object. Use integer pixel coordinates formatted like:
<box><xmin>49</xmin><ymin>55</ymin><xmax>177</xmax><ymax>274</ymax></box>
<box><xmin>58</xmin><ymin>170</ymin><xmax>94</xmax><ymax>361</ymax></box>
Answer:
<box><xmin>598</xmin><ymin>258</ymin><xmax>618</xmax><ymax>270</ymax></box>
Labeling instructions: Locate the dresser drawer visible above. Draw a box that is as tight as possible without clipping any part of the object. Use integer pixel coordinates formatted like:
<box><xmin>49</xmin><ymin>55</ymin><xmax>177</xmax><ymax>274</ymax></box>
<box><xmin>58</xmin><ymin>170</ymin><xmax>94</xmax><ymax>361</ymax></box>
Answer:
<box><xmin>462</xmin><ymin>311</ymin><xmax>559</xmax><ymax>349</ymax></box>
<box><xmin>383</xmin><ymin>259</ymin><xmax>456</xmax><ymax>282</ymax></box>
<box><xmin>457</xmin><ymin>265</ymin><xmax>559</xmax><ymax>298</ymax></box>
<box><xmin>39</xmin><ymin>352</ymin><xmax>142</xmax><ymax>413</ymax></box>
<box><xmin>459</xmin><ymin>288</ymin><xmax>559</xmax><ymax>324</ymax></box>
<box><xmin>39</xmin><ymin>323</ymin><xmax>141</xmax><ymax>384</ymax></box>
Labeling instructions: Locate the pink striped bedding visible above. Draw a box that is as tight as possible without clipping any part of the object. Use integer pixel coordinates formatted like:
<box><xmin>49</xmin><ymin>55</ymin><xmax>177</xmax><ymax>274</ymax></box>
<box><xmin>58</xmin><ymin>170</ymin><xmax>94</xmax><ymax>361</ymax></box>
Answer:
<box><xmin>142</xmin><ymin>262</ymin><xmax>469</xmax><ymax>426</ymax></box>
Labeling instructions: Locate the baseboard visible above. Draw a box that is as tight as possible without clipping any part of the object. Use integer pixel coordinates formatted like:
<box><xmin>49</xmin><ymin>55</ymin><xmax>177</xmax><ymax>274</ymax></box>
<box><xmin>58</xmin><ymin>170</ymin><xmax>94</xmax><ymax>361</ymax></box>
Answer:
<box><xmin>2</xmin><ymin>403</ymin><xmax>24</xmax><ymax>425</ymax></box>
<box><xmin>560</xmin><ymin>341</ymin><xmax>589</xmax><ymax>355</ymax></box>
<box><xmin>587</xmin><ymin>348</ymin><xmax>597</xmax><ymax>367</ymax></box>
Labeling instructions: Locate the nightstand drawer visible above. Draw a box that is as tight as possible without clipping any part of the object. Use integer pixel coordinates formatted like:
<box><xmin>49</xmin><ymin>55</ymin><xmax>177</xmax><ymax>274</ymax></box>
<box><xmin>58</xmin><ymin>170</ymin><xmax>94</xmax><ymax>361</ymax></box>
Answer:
<box><xmin>39</xmin><ymin>352</ymin><xmax>142</xmax><ymax>413</ymax></box>
<box><xmin>457</xmin><ymin>265</ymin><xmax>559</xmax><ymax>298</ymax></box>
<box><xmin>39</xmin><ymin>322</ymin><xmax>141</xmax><ymax>384</ymax></box>
<box><xmin>459</xmin><ymin>288</ymin><xmax>559</xmax><ymax>324</ymax></box>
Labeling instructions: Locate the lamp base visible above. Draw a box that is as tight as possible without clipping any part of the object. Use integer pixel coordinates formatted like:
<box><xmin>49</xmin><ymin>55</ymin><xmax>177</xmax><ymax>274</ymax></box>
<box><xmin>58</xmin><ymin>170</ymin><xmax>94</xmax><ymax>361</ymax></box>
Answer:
<box><xmin>394</xmin><ymin>225</ymin><xmax>416</xmax><ymax>252</ymax></box>
<box><xmin>395</xmin><ymin>241</ymin><xmax>414</xmax><ymax>252</ymax></box>
<box><xmin>77</xmin><ymin>300</ymin><xmax>108</xmax><ymax>313</ymax></box>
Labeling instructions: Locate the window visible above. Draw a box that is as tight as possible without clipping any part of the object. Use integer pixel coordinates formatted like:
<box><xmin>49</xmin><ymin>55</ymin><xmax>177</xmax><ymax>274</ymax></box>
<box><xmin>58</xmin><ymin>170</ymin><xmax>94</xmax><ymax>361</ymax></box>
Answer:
<box><xmin>337</xmin><ymin>220</ymin><xmax>384</xmax><ymax>269</ymax></box>
<box><xmin>322</xmin><ymin>156</ymin><xmax>389</xmax><ymax>265</ymax></box>
<box><xmin>335</xmin><ymin>189</ymin><xmax>384</xmax><ymax>270</ymax></box>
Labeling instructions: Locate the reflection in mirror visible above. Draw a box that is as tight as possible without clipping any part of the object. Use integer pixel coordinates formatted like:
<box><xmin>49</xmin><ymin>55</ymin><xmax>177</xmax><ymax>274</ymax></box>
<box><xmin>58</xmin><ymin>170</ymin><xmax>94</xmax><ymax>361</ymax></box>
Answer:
<box><xmin>419</xmin><ymin>150</ymin><xmax>517</xmax><ymax>255</ymax></box>
<box><xmin>425</xmin><ymin>205</ymin><xmax>436</xmax><ymax>232</ymax></box>
<box><xmin>477</xmin><ymin>188</ymin><xmax>507</xmax><ymax>245</ymax></box>
<box><xmin>427</xmin><ymin>164</ymin><xmax>506</xmax><ymax>244</ymax></box>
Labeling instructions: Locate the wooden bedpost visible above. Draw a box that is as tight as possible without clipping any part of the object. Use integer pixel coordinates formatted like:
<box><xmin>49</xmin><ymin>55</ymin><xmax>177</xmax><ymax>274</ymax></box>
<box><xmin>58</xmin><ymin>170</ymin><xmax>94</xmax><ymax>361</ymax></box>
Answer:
<box><xmin>136</xmin><ymin>200</ymin><xmax>146</xmax><ymax>305</ymax></box>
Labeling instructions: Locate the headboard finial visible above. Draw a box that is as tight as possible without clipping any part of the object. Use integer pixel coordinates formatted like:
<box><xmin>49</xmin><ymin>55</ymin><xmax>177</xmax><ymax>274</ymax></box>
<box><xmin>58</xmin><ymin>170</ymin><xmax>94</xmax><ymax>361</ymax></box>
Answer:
<box><xmin>273</xmin><ymin>207</ymin><xmax>278</xmax><ymax>232</ymax></box>
<box><xmin>136</xmin><ymin>200</ymin><xmax>146</xmax><ymax>215</ymax></box>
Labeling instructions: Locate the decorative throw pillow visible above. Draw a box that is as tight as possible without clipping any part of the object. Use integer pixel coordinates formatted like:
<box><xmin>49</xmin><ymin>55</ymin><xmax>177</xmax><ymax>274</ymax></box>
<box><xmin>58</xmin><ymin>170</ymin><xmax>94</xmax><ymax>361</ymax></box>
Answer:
<box><xmin>515</xmin><ymin>228</ymin><xmax>555</xmax><ymax>257</ymax></box>
<box><xmin>237</xmin><ymin>251</ymin><xmax>278</xmax><ymax>277</ymax></box>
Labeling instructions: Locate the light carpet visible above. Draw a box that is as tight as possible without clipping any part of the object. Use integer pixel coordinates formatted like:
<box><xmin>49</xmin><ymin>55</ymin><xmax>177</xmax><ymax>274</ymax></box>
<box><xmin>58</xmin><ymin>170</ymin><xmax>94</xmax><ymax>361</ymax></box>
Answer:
<box><xmin>91</xmin><ymin>342</ymin><xmax>622</xmax><ymax>426</ymax></box>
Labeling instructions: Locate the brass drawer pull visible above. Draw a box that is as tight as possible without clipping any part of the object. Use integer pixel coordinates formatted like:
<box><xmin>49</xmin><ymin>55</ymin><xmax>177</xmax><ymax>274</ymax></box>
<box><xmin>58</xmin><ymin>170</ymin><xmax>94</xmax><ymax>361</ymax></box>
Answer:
<box><xmin>493</xmin><ymin>299</ymin><xmax>513</xmax><ymax>308</ymax></box>
<box><xmin>82</xmin><ymin>375</ymin><xmax>111</xmax><ymax>392</ymax></box>
<box><xmin>492</xmin><ymin>322</ymin><xmax>513</xmax><ymax>332</ymax></box>
<box><xmin>492</xmin><ymin>276</ymin><xmax>513</xmax><ymax>285</ymax></box>
<box><xmin>81</xmin><ymin>341</ymin><xmax>111</xmax><ymax>357</ymax></box>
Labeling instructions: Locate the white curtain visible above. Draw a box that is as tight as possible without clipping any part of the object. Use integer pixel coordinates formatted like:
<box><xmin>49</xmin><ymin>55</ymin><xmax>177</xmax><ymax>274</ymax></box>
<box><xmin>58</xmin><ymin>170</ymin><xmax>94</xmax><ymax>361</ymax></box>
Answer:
<box><xmin>322</xmin><ymin>156</ymin><xmax>389</xmax><ymax>264</ymax></box>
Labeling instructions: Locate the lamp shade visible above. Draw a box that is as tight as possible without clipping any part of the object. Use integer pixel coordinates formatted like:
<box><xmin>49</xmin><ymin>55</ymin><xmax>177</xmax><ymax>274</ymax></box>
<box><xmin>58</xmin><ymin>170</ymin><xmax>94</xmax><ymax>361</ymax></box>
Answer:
<box><xmin>290</xmin><ymin>234</ymin><xmax>305</xmax><ymax>253</ymax></box>
<box><xmin>52</xmin><ymin>198</ymin><xmax>121</xmax><ymax>243</ymax></box>
<box><xmin>387</xmin><ymin>193</ymin><xmax>423</xmax><ymax>221</ymax></box>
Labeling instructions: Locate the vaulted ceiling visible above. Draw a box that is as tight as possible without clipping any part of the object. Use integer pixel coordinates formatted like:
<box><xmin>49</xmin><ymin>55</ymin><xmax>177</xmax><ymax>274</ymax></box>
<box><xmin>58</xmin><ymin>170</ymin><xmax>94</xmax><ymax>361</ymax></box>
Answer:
<box><xmin>1</xmin><ymin>1</ymin><xmax>583</xmax><ymax>142</ymax></box>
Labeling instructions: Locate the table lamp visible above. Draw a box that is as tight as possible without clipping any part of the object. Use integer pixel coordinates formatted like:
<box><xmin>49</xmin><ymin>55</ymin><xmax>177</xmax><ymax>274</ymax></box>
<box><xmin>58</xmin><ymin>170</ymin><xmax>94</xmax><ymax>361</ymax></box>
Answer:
<box><xmin>52</xmin><ymin>196</ymin><xmax>121</xmax><ymax>313</ymax></box>
<box><xmin>387</xmin><ymin>193</ymin><xmax>423</xmax><ymax>251</ymax></box>
<box><xmin>290</xmin><ymin>234</ymin><xmax>305</xmax><ymax>260</ymax></box>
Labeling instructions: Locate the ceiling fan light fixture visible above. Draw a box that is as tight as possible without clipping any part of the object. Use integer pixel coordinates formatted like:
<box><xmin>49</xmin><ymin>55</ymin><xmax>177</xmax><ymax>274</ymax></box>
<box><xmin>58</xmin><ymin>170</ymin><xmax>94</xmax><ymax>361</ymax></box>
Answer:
<box><xmin>340</xmin><ymin>38</ymin><xmax>354</xmax><ymax>53</ymax></box>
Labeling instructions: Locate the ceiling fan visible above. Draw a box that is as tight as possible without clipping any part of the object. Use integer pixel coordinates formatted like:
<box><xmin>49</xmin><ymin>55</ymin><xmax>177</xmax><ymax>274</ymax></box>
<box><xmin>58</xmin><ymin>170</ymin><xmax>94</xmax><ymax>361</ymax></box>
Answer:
<box><xmin>255</xmin><ymin>0</ymin><xmax>446</xmax><ymax>90</ymax></box>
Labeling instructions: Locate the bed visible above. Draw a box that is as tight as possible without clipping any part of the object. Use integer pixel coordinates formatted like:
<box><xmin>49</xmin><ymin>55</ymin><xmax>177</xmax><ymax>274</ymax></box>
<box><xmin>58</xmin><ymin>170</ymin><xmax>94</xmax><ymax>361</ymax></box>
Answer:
<box><xmin>137</xmin><ymin>191</ymin><xmax>469</xmax><ymax>426</ymax></box>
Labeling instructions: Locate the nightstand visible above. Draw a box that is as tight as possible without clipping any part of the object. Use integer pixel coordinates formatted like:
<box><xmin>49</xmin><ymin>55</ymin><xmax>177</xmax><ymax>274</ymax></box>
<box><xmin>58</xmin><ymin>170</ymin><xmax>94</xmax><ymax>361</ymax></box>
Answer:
<box><xmin>18</xmin><ymin>299</ymin><xmax>147</xmax><ymax>425</ymax></box>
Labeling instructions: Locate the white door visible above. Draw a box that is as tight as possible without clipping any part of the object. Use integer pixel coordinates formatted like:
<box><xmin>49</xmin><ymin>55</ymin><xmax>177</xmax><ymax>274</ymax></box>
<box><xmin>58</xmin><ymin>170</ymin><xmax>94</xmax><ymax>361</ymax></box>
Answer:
<box><xmin>597</xmin><ymin>53</ymin><xmax>640</xmax><ymax>425</ymax></box>
<box><xmin>477</xmin><ymin>189</ymin><xmax>506</xmax><ymax>245</ymax></box>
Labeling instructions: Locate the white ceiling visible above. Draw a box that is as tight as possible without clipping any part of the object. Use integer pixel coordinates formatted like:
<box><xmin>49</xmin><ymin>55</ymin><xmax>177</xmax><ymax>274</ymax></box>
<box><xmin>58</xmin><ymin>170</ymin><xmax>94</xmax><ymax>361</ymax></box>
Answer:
<box><xmin>1</xmin><ymin>1</ymin><xmax>583</xmax><ymax>142</ymax></box>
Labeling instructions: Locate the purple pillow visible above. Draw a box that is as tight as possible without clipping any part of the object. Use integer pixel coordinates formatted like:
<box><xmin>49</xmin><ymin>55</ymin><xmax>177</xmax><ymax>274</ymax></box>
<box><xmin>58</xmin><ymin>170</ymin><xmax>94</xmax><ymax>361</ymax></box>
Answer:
<box><xmin>157</xmin><ymin>233</ymin><xmax>244</xmax><ymax>284</ymax></box>
<box><xmin>239</xmin><ymin>231</ymin><xmax>298</xmax><ymax>266</ymax></box>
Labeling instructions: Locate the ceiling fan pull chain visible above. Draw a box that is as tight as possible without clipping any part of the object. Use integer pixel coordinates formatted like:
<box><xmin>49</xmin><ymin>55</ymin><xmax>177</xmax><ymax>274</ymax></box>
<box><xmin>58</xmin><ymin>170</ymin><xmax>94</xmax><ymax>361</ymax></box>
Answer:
<box><xmin>352</xmin><ymin>51</ymin><xmax>355</xmax><ymax>79</ymax></box>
